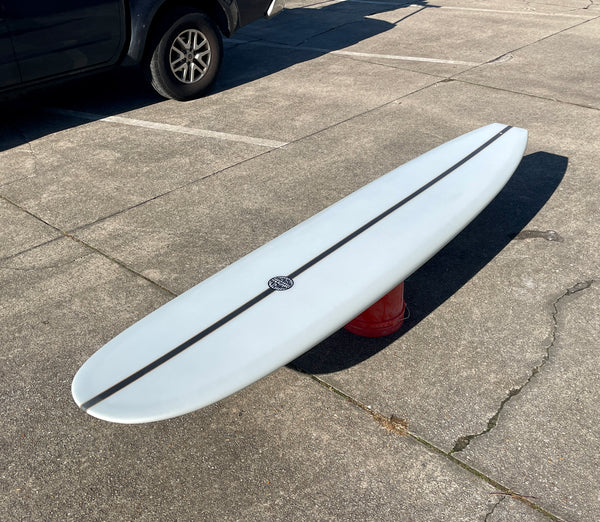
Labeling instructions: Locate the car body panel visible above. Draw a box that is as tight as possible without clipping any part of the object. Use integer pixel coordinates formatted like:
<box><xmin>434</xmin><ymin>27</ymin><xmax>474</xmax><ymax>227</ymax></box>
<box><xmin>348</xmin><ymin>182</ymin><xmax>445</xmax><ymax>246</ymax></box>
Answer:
<box><xmin>237</xmin><ymin>0</ymin><xmax>270</xmax><ymax>27</ymax></box>
<box><xmin>3</xmin><ymin>0</ymin><xmax>126</xmax><ymax>83</ymax></box>
<box><xmin>0</xmin><ymin>14</ymin><xmax>20</xmax><ymax>87</ymax></box>
<box><xmin>0</xmin><ymin>0</ymin><xmax>278</xmax><ymax>95</ymax></box>
<box><xmin>123</xmin><ymin>0</ymin><xmax>240</xmax><ymax>65</ymax></box>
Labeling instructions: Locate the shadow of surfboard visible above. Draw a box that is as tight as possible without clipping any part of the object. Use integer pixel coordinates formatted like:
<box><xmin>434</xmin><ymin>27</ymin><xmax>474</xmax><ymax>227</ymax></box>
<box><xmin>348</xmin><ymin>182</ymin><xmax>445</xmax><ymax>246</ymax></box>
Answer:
<box><xmin>290</xmin><ymin>151</ymin><xmax>568</xmax><ymax>375</ymax></box>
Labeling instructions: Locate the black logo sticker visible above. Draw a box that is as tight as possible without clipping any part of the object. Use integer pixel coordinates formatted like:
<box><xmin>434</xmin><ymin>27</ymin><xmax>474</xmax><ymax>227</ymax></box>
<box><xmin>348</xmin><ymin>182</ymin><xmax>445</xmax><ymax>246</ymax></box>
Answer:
<box><xmin>268</xmin><ymin>276</ymin><xmax>294</xmax><ymax>291</ymax></box>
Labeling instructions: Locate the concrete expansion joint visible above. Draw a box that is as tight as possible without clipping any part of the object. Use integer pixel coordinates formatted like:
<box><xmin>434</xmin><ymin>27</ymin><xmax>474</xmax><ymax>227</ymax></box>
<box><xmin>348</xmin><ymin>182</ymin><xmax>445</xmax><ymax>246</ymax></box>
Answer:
<box><xmin>0</xmin><ymin>251</ymin><xmax>91</xmax><ymax>272</ymax></box>
<box><xmin>304</xmin><ymin>366</ymin><xmax>566</xmax><ymax>520</ymax></box>
<box><xmin>0</xmin><ymin>196</ymin><xmax>175</xmax><ymax>300</ymax></box>
<box><xmin>0</xmin><ymin>192</ymin><xmax>59</xmax><ymax>240</ymax></box>
<box><xmin>299</xmin><ymin>371</ymin><xmax>411</xmax><ymax>435</ymax></box>
<box><xmin>450</xmin><ymin>280</ymin><xmax>596</xmax><ymax>456</ymax></box>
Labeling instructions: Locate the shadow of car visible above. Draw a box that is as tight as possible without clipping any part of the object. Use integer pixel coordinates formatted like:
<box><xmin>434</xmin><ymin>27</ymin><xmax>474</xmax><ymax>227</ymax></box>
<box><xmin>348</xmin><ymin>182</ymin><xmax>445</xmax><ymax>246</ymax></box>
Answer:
<box><xmin>0</xmin><ymin>0</ymin><xmax>283</xmax><ymax>100</ymax></box>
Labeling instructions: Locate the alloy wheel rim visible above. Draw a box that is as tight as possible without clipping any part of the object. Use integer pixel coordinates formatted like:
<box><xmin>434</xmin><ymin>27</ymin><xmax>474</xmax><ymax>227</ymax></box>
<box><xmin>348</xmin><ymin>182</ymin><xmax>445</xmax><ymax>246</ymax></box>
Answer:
<box><xmin>169</xmin><ymin>29</ymin><xmax>211</xmax><ymax>83</ymax></box>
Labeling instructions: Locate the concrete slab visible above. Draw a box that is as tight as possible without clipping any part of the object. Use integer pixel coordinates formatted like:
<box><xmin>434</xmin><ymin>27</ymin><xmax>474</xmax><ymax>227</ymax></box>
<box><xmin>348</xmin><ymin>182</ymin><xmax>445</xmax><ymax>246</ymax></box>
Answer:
<box><xmin>47</xmin><ymin>51</ymin><xmax>435</xmax><ymax>145</ymax></box>
<box><xmin>459</xmin><ymin>17</ymin><xmax>600</xmax><ymax>109</ymax></box>
<box><xmin>294</xmin><ymin>79</ymin><xmax>599</xmax><ymax>453</ymax></box>
<box><xmin>0</xmin><ymin>238</ymin><xmax>171</xmax><ymax>360</ymax></box>
<box><xmin>0</xmin><ymin>112</ymin><xmax>266</xmax><ymax>230</ymax></box>
<box><xmin>71</xmin><ymin>78</ymin><xmax>599</xmax><ymax>464</ymax></box>
<box><xmin>1</xmin><ymin>242</ymin><xmax>505</xmax><ymax>520</ymax></box>
<box><xmin>236</xmin><ymin>0</ymin><xmax>395</xmax><ymax>46</ymax></box>
<box><xmin>458</xmin><ymin>282</ymin><xmax>600</xmax><ymax>521</ymax></box>
<box><xmin>313</xmin><ymin>4</ymin><xmax>578</xmax><ymax>63</ymax></box>
<box><xmin>0</xmin><ymin>198</ymin><xmax>60</xmax><ymax>259</ymax></box>
<box><xmin>72</xmin><ymin>92</ymin><xmax>497</xmax><ymax>297</ymax></box>
<box><xmin>419</xmin><ymin>0</ymin><xmax>597</xmax><ymax>15</ymax></box>
<box><xmin>232</xmin><ymin>0</ymin><xmax>599</xmax><ymax>81</ymax></box>
<box><xmin>154</xmin><ymin>52</ymin><xmax>435</xmax><ymax>142</ymax></box>
<box><xmin>1</xmin><ymin>0</ymin><xmax>599</xmax><ymax>520</ymax></box>
<box><xmin>0</xmin><ymin>123</ymin><xmax>42</xmax><ymax>186</ymax></box>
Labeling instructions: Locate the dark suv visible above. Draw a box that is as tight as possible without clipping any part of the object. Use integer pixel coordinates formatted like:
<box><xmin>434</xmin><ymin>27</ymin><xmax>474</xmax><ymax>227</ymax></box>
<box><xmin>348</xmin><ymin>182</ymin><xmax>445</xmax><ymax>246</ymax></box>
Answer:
<box><xmin>0</xmin><ymin>0</ymin><xmax>283</xmax><ymax>100</ymax></box>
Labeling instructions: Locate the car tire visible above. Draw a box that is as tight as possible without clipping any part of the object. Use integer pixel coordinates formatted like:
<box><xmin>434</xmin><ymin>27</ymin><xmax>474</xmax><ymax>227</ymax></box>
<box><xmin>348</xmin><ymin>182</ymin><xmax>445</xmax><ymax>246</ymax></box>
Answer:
<box><xmin>148</xmin><ymin>9</ymin><xmax>223</xmax><ymax>101</ymax></box>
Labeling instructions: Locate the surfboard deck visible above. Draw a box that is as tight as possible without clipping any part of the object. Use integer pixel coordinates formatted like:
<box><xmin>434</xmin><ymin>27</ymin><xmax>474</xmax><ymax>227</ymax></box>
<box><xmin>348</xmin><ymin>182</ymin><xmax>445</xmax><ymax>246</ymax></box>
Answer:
<box><xmin>72</xmin><ymin>123</ymin><xmax>528</xmax><ymax>424</ymax></box>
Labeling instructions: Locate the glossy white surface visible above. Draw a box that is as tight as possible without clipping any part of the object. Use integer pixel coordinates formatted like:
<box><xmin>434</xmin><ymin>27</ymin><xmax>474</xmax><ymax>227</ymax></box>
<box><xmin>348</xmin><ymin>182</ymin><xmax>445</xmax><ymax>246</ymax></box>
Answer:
<box><xmin>72</xmin><ymin>124</ymin><xmax>528</xmax><ymax>423</ymax></box>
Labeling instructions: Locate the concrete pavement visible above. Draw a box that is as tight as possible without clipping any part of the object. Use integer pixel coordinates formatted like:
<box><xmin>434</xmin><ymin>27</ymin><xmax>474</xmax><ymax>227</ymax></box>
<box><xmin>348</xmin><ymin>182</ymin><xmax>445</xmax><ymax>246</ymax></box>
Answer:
<box><xmin>1</xmin><ymin>1</ymin><xmax>599</xmax><ymax>520</ymax></box>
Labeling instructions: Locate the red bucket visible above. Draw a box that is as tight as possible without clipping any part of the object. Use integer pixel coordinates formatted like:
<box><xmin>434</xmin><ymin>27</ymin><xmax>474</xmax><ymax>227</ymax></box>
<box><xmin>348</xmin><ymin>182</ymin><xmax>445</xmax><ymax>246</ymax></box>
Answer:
<box><xmin>344</xmin><ymin>282</ymin><xmax>406</xmax><ymax>337</ymax></box>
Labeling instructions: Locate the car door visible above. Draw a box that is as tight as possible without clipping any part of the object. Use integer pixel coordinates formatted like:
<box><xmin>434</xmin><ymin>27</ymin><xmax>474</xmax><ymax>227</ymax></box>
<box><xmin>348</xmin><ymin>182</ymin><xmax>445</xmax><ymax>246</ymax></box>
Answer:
<box><xmin>0</xmin><ymin>6</ymin><xmax>20</xmax><ymax>88</ymax></box>
<box><xmin>3</xmin><ymin>0</ymin><xmax>125</xmax><ymax>84</ymax></box>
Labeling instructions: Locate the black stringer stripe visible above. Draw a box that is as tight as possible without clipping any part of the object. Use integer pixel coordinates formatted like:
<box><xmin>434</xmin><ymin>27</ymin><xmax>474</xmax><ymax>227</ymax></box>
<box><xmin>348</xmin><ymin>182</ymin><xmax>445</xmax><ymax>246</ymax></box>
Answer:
<box><xmin>81</xmin><ymin>125</ymin><xmax>512</xmax><ymax>411</ymax></box>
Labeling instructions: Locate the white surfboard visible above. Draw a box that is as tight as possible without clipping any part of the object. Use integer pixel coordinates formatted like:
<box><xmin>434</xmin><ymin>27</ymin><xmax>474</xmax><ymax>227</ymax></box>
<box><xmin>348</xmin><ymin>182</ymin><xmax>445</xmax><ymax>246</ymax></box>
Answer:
<box><xmin>72</xmin><ymin>123</ymin><xmax>528</xmax><ymax>423</ymax></box>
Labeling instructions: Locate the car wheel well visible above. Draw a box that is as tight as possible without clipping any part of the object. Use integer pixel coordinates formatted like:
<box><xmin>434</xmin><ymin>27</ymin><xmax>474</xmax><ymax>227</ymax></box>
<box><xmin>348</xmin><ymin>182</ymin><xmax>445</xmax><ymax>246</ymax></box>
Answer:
<box><xmin>145</xmin><ymin>1</ymin><xmax>230</xmax><ymax>57</ymax></box>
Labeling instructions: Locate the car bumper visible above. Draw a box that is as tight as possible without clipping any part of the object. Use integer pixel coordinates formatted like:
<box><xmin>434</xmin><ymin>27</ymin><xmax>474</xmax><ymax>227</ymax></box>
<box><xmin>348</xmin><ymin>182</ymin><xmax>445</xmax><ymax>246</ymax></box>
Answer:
<box><xmin>265</xmin><ymin>0</ymin><xmax>285</xmax><ymax>18</ymax></box>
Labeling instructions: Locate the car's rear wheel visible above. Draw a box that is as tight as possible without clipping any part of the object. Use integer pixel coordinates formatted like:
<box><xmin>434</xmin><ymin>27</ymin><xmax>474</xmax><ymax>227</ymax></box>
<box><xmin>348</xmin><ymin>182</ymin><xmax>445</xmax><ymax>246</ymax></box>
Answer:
<box><xmin>148</xmin><ymin>10</ymin><xmax>223</xmax><ymax>100</ymax></box>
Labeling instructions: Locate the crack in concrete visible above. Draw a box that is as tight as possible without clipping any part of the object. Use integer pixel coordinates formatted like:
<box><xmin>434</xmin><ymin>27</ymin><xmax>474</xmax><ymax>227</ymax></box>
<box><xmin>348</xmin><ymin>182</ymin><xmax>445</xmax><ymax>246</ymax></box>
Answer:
<box><xmin>291</xmin><ymin>278</ymin><xmax>595</xmax><ymax>522</ymax></box>
<box><xmin>451</xmin><ymin>389</ymin><xmax>519</xmax><ymax>453</ymax></box>
<box><xmin>450</xmin><ymin>280</ymin><xmax>595</xmax><ymax>455</ymax></box>
<box><xmin>301</xmin><ymin>371</ymin><xmax>565</xmax><ymax>520</ymax></box>
<box><xmin>484</xmin><ymin>494</ymin><xmax>506</xmax><ymax>522</ymax></box>
<box><xmin>1</xmin><ymin>117</ymin><xmax>42</xmax><ymax>186</ymax></box>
